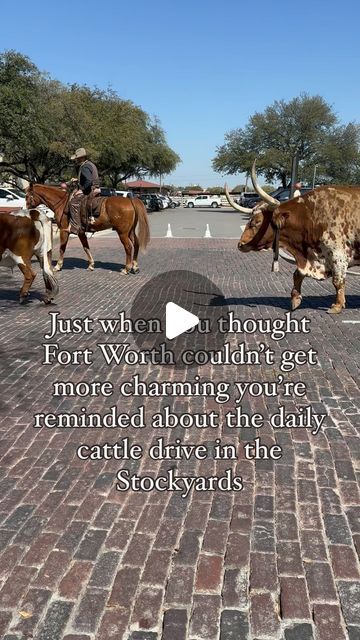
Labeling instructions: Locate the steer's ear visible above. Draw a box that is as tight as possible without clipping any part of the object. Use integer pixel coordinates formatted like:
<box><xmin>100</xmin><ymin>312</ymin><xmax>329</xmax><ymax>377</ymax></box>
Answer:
<box><xmin>272</xmin><ymin>210</ymin><xmax>289</xmax><ymax>229</ymax></box>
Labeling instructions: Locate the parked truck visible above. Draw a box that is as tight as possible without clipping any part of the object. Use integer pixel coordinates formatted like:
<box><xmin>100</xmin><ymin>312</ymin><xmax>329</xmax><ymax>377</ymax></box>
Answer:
<box><xmin>185</xmin><ymin>194</ymin><xmax>222</xmax><ymax>208</ymax></box>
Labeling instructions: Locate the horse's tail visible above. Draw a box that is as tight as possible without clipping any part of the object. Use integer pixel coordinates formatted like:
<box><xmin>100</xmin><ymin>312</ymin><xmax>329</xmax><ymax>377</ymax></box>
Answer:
<box><xmin>30</xmin><ymin>210</ymin><xmax>59</xmax><ymax>298</ymax></box>
<box><xmin>134</xmin><ymin>198</ymin><xmax>150</xmax><ymax>250</ymax></box>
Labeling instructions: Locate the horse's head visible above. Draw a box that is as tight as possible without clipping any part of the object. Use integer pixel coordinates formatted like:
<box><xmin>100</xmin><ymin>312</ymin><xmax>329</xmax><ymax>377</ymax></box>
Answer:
<box><xmin>26</xmin><ymin>183</ymin><xmax>68</xmax><ymax>218</ymax></box>
<box><xmin>26</xmin><ymin>183</ymin><xmax>41</xmax><ymax>208</ymax></box>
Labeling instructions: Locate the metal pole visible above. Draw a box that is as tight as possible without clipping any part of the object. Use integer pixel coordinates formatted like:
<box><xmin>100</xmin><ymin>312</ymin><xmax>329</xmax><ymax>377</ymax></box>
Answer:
<box><xmin>290</xmin><ymin>150</ymin><xmax>299</xmax><ymax>198</ymax></box>
<box><xmin>312</xmin><ymin>164</ymin><xmax>318</xmax><ymax>189</ymax></box>
<box><xmin>244</xmin><ymin>172</ymin><xmax>249</xmax><ymax>192</ymax></box>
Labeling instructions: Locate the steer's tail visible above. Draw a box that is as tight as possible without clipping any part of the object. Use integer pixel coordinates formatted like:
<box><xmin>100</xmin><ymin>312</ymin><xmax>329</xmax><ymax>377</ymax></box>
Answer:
<box><xmin>134</xmin><ymin>199</ymin><xmax>150</xmax><ymax>250</ymax></box>
<box><xmin>30</xmin><ymin>210</ymin><xmax>59</xmax><ymax>298</ymax></box>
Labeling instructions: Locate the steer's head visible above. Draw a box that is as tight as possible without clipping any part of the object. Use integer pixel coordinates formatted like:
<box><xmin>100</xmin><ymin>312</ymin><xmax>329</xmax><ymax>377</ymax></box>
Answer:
<box><xmin>238</xmin><ymin>203</ymin><xmax>274</xmax><ymax>252</ymax></box>
<box><xmin>238</xmin><ymin>202</ymin><xmax>291</xmax><ymax>252</ymax></box>
<box><xmin>225</xmin><ymin>161</ymin><xmax>291</xmax><ymax>256</ymax></box>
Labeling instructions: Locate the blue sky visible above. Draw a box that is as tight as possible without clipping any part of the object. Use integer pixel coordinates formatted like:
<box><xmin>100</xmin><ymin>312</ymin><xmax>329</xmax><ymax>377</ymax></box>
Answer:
<box><xmin>2</xmin><ymin>0</ymin><xmax>359</xmax><ymax>187</ymax></box>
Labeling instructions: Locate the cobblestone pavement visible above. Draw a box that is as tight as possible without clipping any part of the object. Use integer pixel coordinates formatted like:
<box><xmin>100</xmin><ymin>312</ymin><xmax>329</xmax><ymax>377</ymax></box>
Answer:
<box><xmin>0</xmin><ymin>236</ymin><xmax>359</xmax><ymax>640</ymax></box>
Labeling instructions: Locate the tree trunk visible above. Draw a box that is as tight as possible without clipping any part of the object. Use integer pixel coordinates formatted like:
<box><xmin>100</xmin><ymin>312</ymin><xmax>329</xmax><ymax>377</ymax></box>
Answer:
<box><xmin>109</xmin><ymin>174</ymin><xmax>118</xmax><ymax>188</ymax></box>
<box><xmin>281</xmin><ymin>172</ymin><xmax>287</xmax><ymax>188</ymax></box>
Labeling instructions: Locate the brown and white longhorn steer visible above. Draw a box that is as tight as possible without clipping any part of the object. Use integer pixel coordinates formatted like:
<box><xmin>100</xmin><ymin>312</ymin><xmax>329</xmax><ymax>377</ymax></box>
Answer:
<box><xmin>226</xmin><ymin>175</ymin><xmax>360</xmax><ymax>313</ymax></box>
<box><xmin>0</xmin><ymin>209</ymin><xmax>59</xmax><ymax>303</ymax></box>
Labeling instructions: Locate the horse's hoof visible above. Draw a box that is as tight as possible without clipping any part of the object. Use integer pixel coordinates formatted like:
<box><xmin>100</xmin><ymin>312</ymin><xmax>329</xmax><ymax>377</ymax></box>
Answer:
<box><xmin>327</xmin><ymin>304</ymin><xmax>344</xmax><ymax>314</ymax></box>
<box><xmin>88</xmin><ymin>264</ymin><xmax>95</xmax><ymax>271</ymax></box>
<box><xmin>291</xmin><ymin>295</ymin><xmax>302</xmax><ymax>311</ymax></box>
<box><xmin>131</xmin><ymin>267</ymin><xmax>139</xmax><ymax>274</ymax></box>
<box><xmin>120</xmin><ymin>268</ymin><xmax>130</xmax><ymax>275</ymax></box>
<box><xmin>54</xmin><ymin>264</ymin><xmax>62</xmax><ymax>272</ymax></box>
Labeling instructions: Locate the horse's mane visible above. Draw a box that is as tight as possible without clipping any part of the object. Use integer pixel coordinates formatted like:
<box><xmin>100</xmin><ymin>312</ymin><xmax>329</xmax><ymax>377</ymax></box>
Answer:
<box><xmin>34</xmin><ymin>184</ymin><xmax>65</xmax><ymax>193</ymax></box>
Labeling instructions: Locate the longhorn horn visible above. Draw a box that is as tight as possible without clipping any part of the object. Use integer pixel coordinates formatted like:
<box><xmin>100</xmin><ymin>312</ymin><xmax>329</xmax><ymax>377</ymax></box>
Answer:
<box><xmin>224</xmin><ymin>183</ymin><xmax>252</xmax><ymax>214</ymax></box>
<box><xmin>251</xmin><ymin>160</ymin><xmax>280</xmax><ymax>209</ymax></box>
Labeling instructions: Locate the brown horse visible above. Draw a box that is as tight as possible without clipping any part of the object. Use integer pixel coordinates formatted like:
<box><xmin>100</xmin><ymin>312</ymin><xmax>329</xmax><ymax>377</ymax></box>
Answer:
<box><xmin>26</xmin><ymin>184</ymin><xmax>150</xmax><ymax>274</ymax></box>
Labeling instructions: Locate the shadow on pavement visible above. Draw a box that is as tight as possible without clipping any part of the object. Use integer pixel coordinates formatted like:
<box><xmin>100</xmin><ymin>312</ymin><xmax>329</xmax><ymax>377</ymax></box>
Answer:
<box><xmin>52</xmin><ymin>257</ymin><xmax>126</xmax><ymax>271</ymax></box>
<box><xmin>184</xmin><ymin>289</ymin><xmax>360</xmax><ymax>312</ymax></box>
<box><xmin>215</xmin><ymin>294</ymin><xmax>360</xmax><ymax>311</ymax></box>
<box><xmin>0</xmin><ymin>289</ymin><xmax>46</xmax><ymax>310</ymax></box>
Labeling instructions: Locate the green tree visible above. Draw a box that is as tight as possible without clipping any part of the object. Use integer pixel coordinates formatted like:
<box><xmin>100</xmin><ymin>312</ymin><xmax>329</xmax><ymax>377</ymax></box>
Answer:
<box><xmin>213</xmin><ymin>94</ymin><xmax>360</xmax><ymax>186</ymax></box>
<box><xmin>146</xmin><ymin>118</ymin><xmax>181</xmax><ymax>186</ymax></box>
<box><xmin>0</xmin><ymin>51</ymin><xmax>68</xmax><ymax>181</ymax></box>
<box><xmin>93</xmin><ymin>98</ymin><xmax>179</xmax><ymax>187</ymax></box>
<box><xmin>0</xmin><ymin>51</ymin><xmax>180</xmax><ymax>185</ymax></box>
<box><xmin>208</xmin><ymin>186</ymin><xmax>225</xmax><ymax>194</ymax></box>
<box><xmin>301</xmin><ymin>123</ymin><xmax>360</xmax><ymax>185</ymax></box>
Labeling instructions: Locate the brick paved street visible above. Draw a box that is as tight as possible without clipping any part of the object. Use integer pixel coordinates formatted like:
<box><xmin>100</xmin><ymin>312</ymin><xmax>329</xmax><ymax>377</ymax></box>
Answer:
<box><xmin>0</xmin><ymin>235</ymin><xmax>359</xmax><ymax>640</ymax></box>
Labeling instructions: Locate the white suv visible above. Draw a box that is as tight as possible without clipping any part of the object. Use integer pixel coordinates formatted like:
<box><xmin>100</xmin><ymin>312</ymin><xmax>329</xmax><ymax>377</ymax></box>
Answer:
<box><xmin>116</xmin><ymin>190</ymin><xmax>133</xmax><ymax>198</ymax></box>
<box><xmin>185</xmin><ymin>194</ymin><xmax>221</xmax><ymax>208</ymax></box>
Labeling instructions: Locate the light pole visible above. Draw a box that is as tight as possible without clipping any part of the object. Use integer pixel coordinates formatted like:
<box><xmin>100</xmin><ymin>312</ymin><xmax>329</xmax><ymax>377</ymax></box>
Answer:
<box><xmin>312</xmin><ymin>164</ymin><xmax>318</xmax><ymax>189</ymax></box>
<box><xmin>244</xmin><ymin>172</ymin><xmax>249</xmax><ymax>193</ymax></box>
<box><xmin>290</xmin><ymin>150</ymin><xmax>300</xmax><ymax>198</ymax></box>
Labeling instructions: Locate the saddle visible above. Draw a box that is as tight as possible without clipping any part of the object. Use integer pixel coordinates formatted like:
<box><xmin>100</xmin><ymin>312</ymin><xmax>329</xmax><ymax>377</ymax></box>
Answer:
<box><xmin>80</xmin><ymin>194</ymin><xmax>106</xmax><ymax>227</ymax></box>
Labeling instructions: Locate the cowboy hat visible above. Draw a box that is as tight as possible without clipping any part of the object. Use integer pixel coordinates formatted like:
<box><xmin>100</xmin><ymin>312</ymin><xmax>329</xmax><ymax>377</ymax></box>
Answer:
<box><xmin>71</xmin><ymin>148</ymin><xmax>87</xmax><ymax>160</ymax></box>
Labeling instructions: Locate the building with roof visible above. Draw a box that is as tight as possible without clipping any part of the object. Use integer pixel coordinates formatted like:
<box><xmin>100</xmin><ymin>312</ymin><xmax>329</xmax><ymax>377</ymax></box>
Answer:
<box><xmin>125</xmin><ymin>180</ymin><xmax>161</xmax><ymax>193</ymax></box>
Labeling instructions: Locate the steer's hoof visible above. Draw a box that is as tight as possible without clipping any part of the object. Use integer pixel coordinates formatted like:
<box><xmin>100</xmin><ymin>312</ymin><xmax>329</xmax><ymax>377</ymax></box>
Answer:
<box><xmin>327</xmin><ymin>303</ymin><xmax>344</xmax><ymax>314</ymax></box>
<box><xmin>291</xmin><ymin>295</ymin><xmax>302</xmax><ymax>311</ymax></box>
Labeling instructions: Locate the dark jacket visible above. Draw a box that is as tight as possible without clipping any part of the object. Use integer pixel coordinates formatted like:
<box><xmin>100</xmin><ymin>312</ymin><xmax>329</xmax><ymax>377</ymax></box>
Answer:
<box><xmin>78</xmin><ymin>160</ymin><xmax>100</xmax><ymax>195</ymax></box>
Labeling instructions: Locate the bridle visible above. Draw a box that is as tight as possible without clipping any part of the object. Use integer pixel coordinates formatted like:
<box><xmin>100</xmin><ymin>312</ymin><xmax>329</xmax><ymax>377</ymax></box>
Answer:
<box><xmin>247</xmin><ymin>198</ymin><xmax>282</xmax><ymax>272</ymax></box>
<box><xmin>27</xmin><ymin>186</ymin><xmax>70</xmax><ymax>215</ymax></box>
<box><xmin>246</xmin><ymin>211</ymin><xmax>280</xmax><ymax>272</ymax></box>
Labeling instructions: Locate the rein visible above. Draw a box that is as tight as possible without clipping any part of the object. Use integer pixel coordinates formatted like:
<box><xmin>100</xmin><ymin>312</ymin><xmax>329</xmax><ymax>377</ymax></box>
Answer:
<box><xmin>271</xmin><ymin>225</ymin><xmax>280</xmax><ymax>273</ymax></box>
<box><xmin>29</xmin><ymin>188</ymin><xmax>69</xmax><ymax>221</ymax></box>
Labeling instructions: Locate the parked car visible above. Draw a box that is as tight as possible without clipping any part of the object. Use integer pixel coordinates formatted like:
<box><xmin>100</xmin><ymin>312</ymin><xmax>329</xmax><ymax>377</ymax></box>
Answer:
<box><xmin>185</xmin><ymin>194</ymin><xmax>222</xmax><ymax>208</ymax></box>
<box><xmin>100</xmin><ymin>187</ymin><xmax>117</xmax><ymax>197</ymax></box>
<box><xmin>245</xmin><ymin>186</ymin><xmax>313</xmax><ymax>209</ymax></box>
<box><xmin>116</xmin><ymin>190</ymin><xmax>134</xmax><ymax>198</ymax></box>
<box><xmin>139</xmin><ymin>194</ymin><xmax>161</xmax><ymax>212</ymax></box>
<box><xmin>0</xmin><ymin>185</ymin><xmax>53</xmax><ymax>218</ymax></box>
<box><xmin>168</xmin><ymin>198</ymin><xmax>179</xmax><ymax>209</ymax></box>
<box><xmin>157</xmin><ymin>194</ymin><xmax>169</xmax><ymax>209</ymax></box>
<box><xmin>0</xmin><ymin>186</ymin><xmax>26</xmax><ymax>213</ymax></box>
<box><xmin>239</xmin><ymin>191</ymin><xmax>258</xmax><ymax>206</ymax></box>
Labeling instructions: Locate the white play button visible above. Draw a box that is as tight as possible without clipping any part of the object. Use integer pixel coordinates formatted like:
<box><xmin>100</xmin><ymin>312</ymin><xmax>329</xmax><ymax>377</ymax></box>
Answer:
<box><xmin>165</xmin><ymin>302</ymin><xmax>199</xmax><ymax>340</ymax></box>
